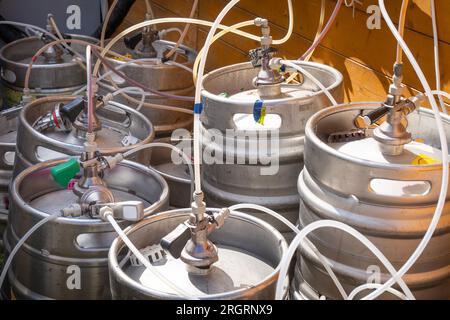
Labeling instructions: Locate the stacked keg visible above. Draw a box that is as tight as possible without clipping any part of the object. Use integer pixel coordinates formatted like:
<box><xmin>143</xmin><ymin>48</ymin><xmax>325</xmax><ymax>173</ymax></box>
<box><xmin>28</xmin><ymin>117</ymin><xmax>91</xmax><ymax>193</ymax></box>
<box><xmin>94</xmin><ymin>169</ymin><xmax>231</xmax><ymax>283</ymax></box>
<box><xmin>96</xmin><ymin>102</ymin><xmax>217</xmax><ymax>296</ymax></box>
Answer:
<box><xmin>100</xmin><ymin>27</ymin><xmax>196</xmax><ymax>137</ymax></box>
<box><xmin>5</xmin><ymin>157</ymin><xmax>169</xmax><ymax>299</ymax></box>
<box><xmin>108</xmin><ymin>206</ymin><xmax>288</xmax><ymax>300</ymax></box>
<box><xmin>200</xmin><ymin>61</ymin><xmax>343</xmax><ymax>239</ymax></box>
<box><xmin>13</xmin><ymin>95</ymin><xmax>154</xmax><ymax>175</ymax></box>
<box><xmin>0</xmin><ymin>107</ymin><xmax>19</xmax><ymax>249</ymax></box>
<box><xmin>0</xmin><ymin>35</ymin><xmax>96</xmax><ymax>108</ymax></box>
<box><xmin>293</xmin><ymin>102</ymin><xmax>450</xmax><ymax>300</ymax></box>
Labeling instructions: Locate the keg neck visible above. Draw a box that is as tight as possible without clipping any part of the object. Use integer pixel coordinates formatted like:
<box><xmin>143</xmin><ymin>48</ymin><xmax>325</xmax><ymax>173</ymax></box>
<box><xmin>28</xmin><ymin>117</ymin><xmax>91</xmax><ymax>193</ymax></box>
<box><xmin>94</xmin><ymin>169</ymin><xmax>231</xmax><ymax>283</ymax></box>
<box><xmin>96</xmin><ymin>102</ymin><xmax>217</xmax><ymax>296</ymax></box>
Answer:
<box><xmin>249</xmin><ymin>18</ymin><xmax>283</xmax><ymax>97</ymax></box>
<box><xmin>160</xmin><ymin>193</ymin><xmax>230</xmax><ymax>272</ymax></box>
<box><xmin>356</xmin><ymin>63</ymin><xmax>424</xmax><ymax>156</ymax></box>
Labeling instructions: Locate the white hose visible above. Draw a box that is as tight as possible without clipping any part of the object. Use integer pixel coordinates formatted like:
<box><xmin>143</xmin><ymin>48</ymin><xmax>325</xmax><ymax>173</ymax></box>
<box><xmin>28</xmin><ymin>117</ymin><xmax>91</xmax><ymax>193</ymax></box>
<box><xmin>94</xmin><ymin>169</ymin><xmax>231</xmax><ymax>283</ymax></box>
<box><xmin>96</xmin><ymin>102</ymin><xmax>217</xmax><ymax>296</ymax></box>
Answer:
<box><xmin>159</xmin><ymin>27</ymin><xmax>183</xmax><ymax>39</ymax></box>
<box><xmin>228</xmin><ymin>203</ymin><xmax>348</xmax><ymax>299</ymax></box>
<box><xmin>122</xmin><ymin>142</ymin><xmax>194</xmax><ymax>201</ymax></box>
<box><xmin>274</xmin><ymin>219</ymin><xmax>415</xmax><ymax>300</ymax></box>
<box><xmin>347</xmin><ymin>283</ymin><xmax>408</xmax><ymax>300</ymax></box>
<box><xmin>111</xmin><ymin>87</ymin><xmax>146</xmax><ymax>111</ymax></box>
<box><xmin>106</xmin><ymin>214</ymin><xmax>197</xmax><ymax>299</ymax></box>
<box><xmin>0</xmin><ymin>214</ymin><xmax>59</xmax><ymax>290</ymax></box>
<box><xmin>279</xmin><ymin>59</ymin><xmax>338</xmax><ymax>106</ymax></box>
<box><xmin>431</xmin><ymin>90</ymin><xmax>450</xmax><ymax>102</ymax></box>
<box><xmin>74</xmin><ymin>57</ymin><xmax>192</xmax><ymax>96</ymax></box>
<box><xmin>192</xmin><ymin>0</ymin><xmax>241</xmax><ymax>194</ymax></box>
<box><xmin>430</xmin><ymin>0</ymin><xmax>446</xmax><ymax>114</ymax></box>
<box><xmin>358</xmin><ymin>0</ymin><xmax>449</xmax><ymax>300</ymax></box>
<box><xmin>164</xmin><ymin>60</ymin><xmax>193</xmax><ymax>74</ymax></box>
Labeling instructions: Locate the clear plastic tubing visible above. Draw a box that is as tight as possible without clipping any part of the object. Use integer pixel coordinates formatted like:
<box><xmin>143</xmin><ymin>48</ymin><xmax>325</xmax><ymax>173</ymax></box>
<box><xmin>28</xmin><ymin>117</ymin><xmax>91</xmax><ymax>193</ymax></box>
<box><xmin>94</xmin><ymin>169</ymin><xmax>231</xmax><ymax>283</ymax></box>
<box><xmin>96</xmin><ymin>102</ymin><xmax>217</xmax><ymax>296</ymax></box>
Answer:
<box><xmin>430</xmin><ymin>0</ymin><xmax>446</xmax><ymax>114</ymax></box>
<box><xmin>0</xmin><ymin>214</ymin><xmax>59</xmax><ymax>290</ymax></box>
<box><xmin>192</xmin><ymin>20</ymin><xmax>255</xmax><ymax>83</ymax></box>
<box><xmin>347</xmin><ymin>284</ymin><xmax>408</xmax><ymax>300</ymax></box>
<box><xmin>430</xmin><ymin>90</ymin><xmax>450</xmax><ymax>102</ymax></box>
<box><xmin>86</xmin><ymin>46</ymin><xmax>94</xmax><ymax>134</ymax></box>
<box><xmin>279</xmin><ymin>59</ymin><xmax>338</xmax><ymax>106</ymax></box>
<box><xmin>299</xmin><ymin>0</ymin><xmax>343</xmax><ymax>60</ymax></box>
<box><xmin>110</xmin><ymin>87</ymin><xmax>146</xmax><ymax>111</ymax></box>
<box><xmin>357</xmin><ymin>0</ymin><xmax>450</xmax><ymax>300</ymax></box>
<box><xmin>228</xmin><ymin>203</ymin><xmax>348</xmax><ymax>299</ymax></box>
<box><xmin>94</xmin><ymin>0</ymin><xmax>294</xmax><ymax>78</ymax></box>
<box><xmin>274</xmin><ymin>219</ymin><xmax>415</xmax><ymax>300</ymax></box>
<box><xmin>193</xmin><ymin>0</ymin><xmax>242</xmax><ymax>193</ymax></box>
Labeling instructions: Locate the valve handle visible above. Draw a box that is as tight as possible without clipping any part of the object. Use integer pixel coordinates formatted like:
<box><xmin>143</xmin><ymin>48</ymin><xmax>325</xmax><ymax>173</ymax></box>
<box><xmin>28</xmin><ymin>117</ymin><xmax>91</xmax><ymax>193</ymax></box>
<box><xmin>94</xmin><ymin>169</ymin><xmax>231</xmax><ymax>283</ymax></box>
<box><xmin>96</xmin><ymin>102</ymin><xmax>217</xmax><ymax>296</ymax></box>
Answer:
<box><xmin>59</xmin><ymin>97</ymin><xmax>85</xmax><ymax>123</ymax></box>
<box><xmin>359</xmin><ymin>106</ymin><xmax>391</xmax><ymax>127</ymax></box>
<box><xmin>160</xmin><ymin>222</ymin><xmax>191</xmax><ymax>259</ymax></box>
<box><xmin>124</xmin><ymin>33</ymin><xmax>143</xmax><ymax>51</ymax></box>
<box><xmin>50</xmin><ymin>158</ymin><xmax>80</xmax><ymax>188</ymax></box>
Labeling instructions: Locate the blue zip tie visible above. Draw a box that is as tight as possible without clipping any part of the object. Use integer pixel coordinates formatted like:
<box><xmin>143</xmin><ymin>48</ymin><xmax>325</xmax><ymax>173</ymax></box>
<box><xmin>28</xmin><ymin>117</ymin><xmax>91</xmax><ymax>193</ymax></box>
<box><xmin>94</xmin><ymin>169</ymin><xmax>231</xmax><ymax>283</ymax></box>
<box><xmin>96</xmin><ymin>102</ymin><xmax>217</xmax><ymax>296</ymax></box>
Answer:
<box><xmin>194</xmin><ymin>102</ymin><xmax>203</xmax><ymax>114</ymax></box>
<box><xmin>253</xmin><ymin>99</ymin><xmax>265</xmax><ymax>123</ymax></box>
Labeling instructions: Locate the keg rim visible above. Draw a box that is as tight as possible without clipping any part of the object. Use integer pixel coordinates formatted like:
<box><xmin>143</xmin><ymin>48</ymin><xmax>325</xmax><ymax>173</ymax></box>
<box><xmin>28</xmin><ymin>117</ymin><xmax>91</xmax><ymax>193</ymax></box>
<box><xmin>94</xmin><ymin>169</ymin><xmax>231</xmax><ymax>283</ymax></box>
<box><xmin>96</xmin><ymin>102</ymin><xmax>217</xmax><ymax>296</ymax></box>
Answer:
<box><xmin>201</xmin><ymin>61</ymin><xmax>343</xmax><ymax>107</ymax></box>
<box><xmin>11</xmin><ymin>157</ymin><xmax>170</xmax><ymax>224</ymax></box>
<box><xmin>108</xmin><ymin>208</ymin><xmax>289</xmax><ymax>300</ymax></box>
<box><xmin>305</xmin><ymin>101</ymin><xmax>450</xmax><ymax>170</ymax></box>
<box><xmin>104</xmin><ymin>39</ymin><xmax>197</xmax><ymax>67</ymax></box>
<box><xmin>0</xmin><ymin>35</ymin><xmax>98</xmax><ymax>69</ymax></box>
<box><xmin>20</xmin><ymin>95</ymin><xmax>155</xmax><ymax>155</ymax></box>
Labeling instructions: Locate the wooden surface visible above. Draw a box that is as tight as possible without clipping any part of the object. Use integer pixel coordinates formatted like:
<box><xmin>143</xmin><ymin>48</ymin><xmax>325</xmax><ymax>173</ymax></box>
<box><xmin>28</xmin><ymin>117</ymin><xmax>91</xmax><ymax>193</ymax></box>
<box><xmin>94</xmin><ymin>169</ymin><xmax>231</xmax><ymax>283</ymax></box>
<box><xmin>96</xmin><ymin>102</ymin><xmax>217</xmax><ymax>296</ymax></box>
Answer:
<box><xmin>115</xmin><ymin>0</ymin><xmax>449</xmax><ymax>106</ymax></box>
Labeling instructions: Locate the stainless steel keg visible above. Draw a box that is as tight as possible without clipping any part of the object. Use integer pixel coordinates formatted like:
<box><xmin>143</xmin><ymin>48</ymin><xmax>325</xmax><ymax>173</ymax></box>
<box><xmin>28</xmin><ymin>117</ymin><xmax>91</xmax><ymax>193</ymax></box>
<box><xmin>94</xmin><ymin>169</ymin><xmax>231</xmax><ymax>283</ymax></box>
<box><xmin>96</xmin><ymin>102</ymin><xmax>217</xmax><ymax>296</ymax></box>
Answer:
<box><xmin>108</xmin><ymin>208</ymin><xmax>288</xmax><ymax>299</ymax></box>
<box><xmin>100</xmin><ymin>38</ymin><xmax>196</xmax><ymax>136</ymax></box>
<box><xmin>13</xmin><ymin>96</ymin><xmax>154</xmax><ymax>175</ymax></box>
<box><xmin>4</xmin><ymin>158</ymin><xmax>169</xmax><ymax>300</ymax></box>
<box><xmin>0</xmin><ymin>35</ymin><xmax>96</xmax><ymax>108</ymax></box>
<box><xmin>200</xmin><ymin>61</ymin><xmax>343</xmax><ymax>238</ymax></box>
<box><xmin>294</xmin><ymin>102</ymin><xmax>450</xmax><ymax>300</ymax></box>
<box><xmin>0</xmin><ymin>106</ymin><xmax>20</xmax><ymax>249</ymax></box>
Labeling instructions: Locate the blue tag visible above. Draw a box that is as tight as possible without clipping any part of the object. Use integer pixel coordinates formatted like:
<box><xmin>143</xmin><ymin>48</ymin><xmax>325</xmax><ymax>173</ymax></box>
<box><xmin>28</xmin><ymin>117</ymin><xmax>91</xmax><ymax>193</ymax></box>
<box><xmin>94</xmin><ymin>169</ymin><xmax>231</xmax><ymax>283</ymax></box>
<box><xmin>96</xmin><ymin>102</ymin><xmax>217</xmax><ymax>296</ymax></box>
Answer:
<box><xmin>194</xmin><ymin>102</ymin><xmax>203</xmax><ymax>114</ymax></box>
<box><xmin>253</xmin><ymin>99</ymin><xmax>265</xmax><ymax>124</ymax></box>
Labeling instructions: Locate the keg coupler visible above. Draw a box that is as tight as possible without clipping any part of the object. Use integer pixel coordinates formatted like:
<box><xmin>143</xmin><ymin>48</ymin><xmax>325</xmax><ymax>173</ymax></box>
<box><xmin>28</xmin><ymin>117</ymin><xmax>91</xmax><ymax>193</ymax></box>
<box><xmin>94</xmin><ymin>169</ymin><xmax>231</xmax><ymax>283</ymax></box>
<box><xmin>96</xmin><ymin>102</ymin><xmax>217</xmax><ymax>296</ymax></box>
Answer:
<box><xmin>122</xmin><ymin>13</ymin><xmax>187</xmax><ymax>60</ymax></box>
<box><xmin>160</xmin><ymin>193</ymin><xmax>230</xmax><ymax>271</ymax></box>
<box><xmin>32</xmin><ymin>96</ymin><xmax>110</xmax><ymax>140</ymax></box>
<box><xmin>249</xmin><ymin>18</ymin><xmax>284</xmax><ymax>97</ymax></box>
<box><xmin>53</xmin><ymin>132</ymin><xmax>144</xmax><ymax>222</ymax></box>
<box><xmin>355</xmin><ymin>63</ymin><xmax>425</xmax><ymax>156</ymax></box>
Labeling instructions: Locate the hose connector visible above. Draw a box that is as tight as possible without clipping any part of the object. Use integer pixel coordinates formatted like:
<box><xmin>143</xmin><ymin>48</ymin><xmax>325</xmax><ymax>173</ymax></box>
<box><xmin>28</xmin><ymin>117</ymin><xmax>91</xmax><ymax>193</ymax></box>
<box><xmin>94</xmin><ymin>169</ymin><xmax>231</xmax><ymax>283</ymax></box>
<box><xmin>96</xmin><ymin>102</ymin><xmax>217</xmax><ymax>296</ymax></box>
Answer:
<box><xmin>160</xmin><ymin>194</ymin><xmax>230</xmax><ymax>272</ymax></box>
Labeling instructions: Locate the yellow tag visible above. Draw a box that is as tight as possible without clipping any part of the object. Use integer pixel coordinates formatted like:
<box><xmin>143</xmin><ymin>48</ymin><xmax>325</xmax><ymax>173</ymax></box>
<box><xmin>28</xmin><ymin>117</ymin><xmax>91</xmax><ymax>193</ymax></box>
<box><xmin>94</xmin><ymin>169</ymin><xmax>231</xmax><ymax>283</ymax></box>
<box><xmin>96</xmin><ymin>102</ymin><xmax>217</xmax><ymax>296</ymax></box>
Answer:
<box><xmin>411</xmin><ymin>154</ymin><xmax>440</xmax><ymax>165</ymax></box>
<box><xmin>415</xmin><ymin>138</ymin><xmax>425</xmax><ymax>143</ymax></box>
<box><xmin>113</xmin><ymin>53</ymin><xmax>132</xmax><ymax>61</ymax></box>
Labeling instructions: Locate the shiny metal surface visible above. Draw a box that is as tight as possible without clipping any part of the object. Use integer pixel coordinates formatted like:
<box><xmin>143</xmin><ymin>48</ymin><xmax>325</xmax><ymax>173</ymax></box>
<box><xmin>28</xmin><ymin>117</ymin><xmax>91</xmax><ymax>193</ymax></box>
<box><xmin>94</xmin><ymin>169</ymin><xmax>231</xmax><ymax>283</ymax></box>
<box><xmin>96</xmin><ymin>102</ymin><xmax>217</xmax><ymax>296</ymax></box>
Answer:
<box><xmin>0</xmin><ymin>107</ymin><xmax>19</xmax><ymax>249</ymax></box>
<box><xmin>5</xmin><ymin>158</ymin><xmax>169</xmax><ymax>300</ymax></box>
<box><xmin>108</xmin><ymin>208</ymin><xmax>288</xmax><ymax>299</ymax></box>
<box><xmin>13</xmin><ymin>96</ymin><xmax>154</xmax><ymax>176</ymax></box>
<box><xmin>293</xmin><ymin>102</ymin><xmax>450</xmax><ymax>300</ymax></box>
<box><xmin>149</xmin><ymin>137</ymin><xmax>191</xmax><ymax>208</ymax></box>
<box><xmin>99</xmin><ymin>39</ymin><xmax>197</xmax><ymax>136</ymax></box>
<box><xmin>200</xmin><ymin>61</ymin><xmax>343</xmax><ymax>238</ymax></box>
<box><xmin>0</xmin><ymin>35</ymin><xmax>97</xmax><ymax>108</ymax></box>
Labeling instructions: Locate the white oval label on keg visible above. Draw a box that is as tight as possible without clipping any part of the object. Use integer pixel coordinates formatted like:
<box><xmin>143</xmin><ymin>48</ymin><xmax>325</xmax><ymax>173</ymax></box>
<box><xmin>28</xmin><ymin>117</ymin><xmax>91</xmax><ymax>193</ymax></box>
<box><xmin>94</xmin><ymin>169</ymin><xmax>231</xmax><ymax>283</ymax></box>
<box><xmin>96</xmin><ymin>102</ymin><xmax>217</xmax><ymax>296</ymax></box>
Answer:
<box><xmin>2</xmin><ymin>69</ymin><xmax>16</xmax><ymax>84</ymax></box>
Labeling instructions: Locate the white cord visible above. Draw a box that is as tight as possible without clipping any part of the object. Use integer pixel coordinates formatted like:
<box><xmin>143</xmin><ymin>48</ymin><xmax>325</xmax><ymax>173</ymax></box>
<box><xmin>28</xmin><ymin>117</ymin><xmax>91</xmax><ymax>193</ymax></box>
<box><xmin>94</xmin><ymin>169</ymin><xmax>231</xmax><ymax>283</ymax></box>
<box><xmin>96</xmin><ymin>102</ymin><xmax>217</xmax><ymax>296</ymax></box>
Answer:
<box><xmin>0</xmin><ymin>214</ymin><xmax>59</xmax><ymax>290</ymax></box>
<box><xmin>362</xmin><ymin>0</ymin><xmax>449</xmax><ymax>300</ymax></box>
<box><xmin>430</xmin><ymin>0</ymin><xmax>447</xmax><ymax>114</ymax></box>
<box><xmin>347</xmin><ymin>283</ymin><xmax>408</xmax><ymax>300</ymax></box>
<box><xmin>280</xmin><ymin>59</ymin><xmax>338</xmax><ymax>106</ymax></box>
<box><xmin>229</xmin><ymin>203</ymin><xmax>348</xmax><ymax>299</ymax></box>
